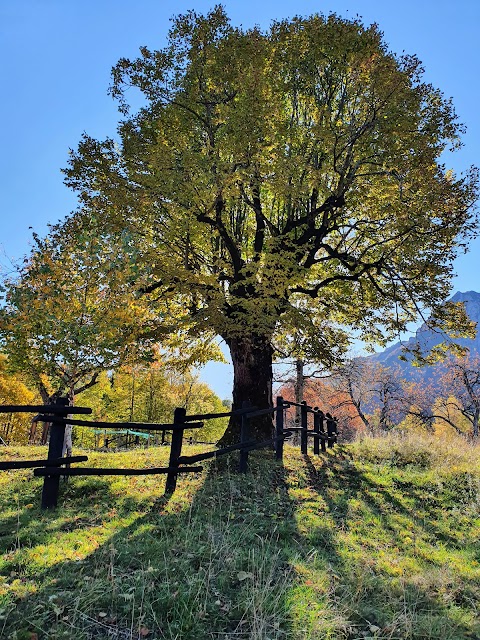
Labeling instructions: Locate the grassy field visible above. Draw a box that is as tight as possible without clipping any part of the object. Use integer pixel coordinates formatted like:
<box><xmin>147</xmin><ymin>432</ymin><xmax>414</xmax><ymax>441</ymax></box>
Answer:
<box><xmin>0</xmin><ymin>434</ymin><xmax>479</xmax><ymax>640</ymax></box>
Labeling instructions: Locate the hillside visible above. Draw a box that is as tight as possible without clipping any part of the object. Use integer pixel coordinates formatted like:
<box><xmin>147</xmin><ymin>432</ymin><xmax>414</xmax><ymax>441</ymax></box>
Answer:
<box><xmin>0</xmin><ymin>439</ymin><xmax>479</xmax><ymax>639</ymax></box>
<box><xmin>370</xmin><ymin>291</ymin><xmax>480</xmax><ymax>380</ymax></box>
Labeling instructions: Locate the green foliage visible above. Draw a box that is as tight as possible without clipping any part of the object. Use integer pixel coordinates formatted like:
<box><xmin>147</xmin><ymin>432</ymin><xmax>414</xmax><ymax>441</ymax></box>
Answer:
<box><xmin>78</xmin><ymin>364</ymin><xmax>228</xmax><ymax>445</ymax></box>
<box><xmin>0</xmin><ymin>435</ymin><xmax>479</xmax><ymax>639</ymax></box>
<box><xmin>0</xmin><ymin>355</ymin><xmax>38</xmax><ymax>444</ymax></box>
<box><xmin>0</xmin><ymin>222</ymin><xmax>158</xmax><ymax>402</ymax></box>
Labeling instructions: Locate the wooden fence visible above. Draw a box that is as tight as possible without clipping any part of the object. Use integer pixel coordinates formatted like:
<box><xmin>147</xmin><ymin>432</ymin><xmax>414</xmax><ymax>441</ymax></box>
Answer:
<box><xmin>0</xmin><ymin>396</ymin><xmax>338</xmax><ymax>509</ymax></box>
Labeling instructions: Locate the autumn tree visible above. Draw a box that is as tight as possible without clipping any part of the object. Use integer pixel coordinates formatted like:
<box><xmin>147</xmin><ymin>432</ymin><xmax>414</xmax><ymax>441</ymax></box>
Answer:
<box><xmin>438</xmin><ymin>356</ymin><xmax>480</xmax><ymax>438</ymax></box>
<box><xmin>404</xmin><ymin>355</ymin><xmax>480</xmax><ymax>438</ymax></box>
<box><xmin>63</xmin><ymin>7</ymin><xmax>478</xmax><ymax>441</ymax></box>
<box><xmin>369</xmin><ymin>365</ymin><xmax>406</xmax><ymax>431</ymax></box>
<box><xmin>399</xmin><ymin>378</ymin><xmax>439</xmax><ymax>432</ymax></box>
<box><xmin>0</xmin><ymin>354</ymin><xmax>38</xmax><ymax>444</ymax></box>
<box><xmin>327</xmin><ymin>359</ymin><xmax>374</xmax><ymax>432</ymax></box>
<box><xmin>0</xmin><ymin>218</ymin><xmax>158</xmax><ymax>408</ymax></box>
<box><xmin>322</xmin><ymin>357</ymin><xmax>409</xmax><ymax>434</ymax></box>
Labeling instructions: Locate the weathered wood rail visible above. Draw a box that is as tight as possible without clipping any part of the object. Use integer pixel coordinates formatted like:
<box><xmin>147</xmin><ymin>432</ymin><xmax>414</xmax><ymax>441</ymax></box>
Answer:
<box><xmin>0</xmin><ymin>399</ymin><xmax>205</xmax><ymax>508</ymax></box>
<box><xmin>0</xmin><ymin>395</ymin><xmax>338</xmax><ymax>507</ymax></box>
<box><xmin>170</xmin><ymin>396</ymin><xmax>338</xmax><ymax>492</ymax></box>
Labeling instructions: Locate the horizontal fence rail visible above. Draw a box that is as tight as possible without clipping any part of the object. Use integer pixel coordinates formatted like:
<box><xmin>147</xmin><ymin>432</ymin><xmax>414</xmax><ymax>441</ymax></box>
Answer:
<box><xmin>183</xmin><ymin>406</ymin><xmax>259</xmax><ymax>422</ymax></box>
<box><xmin>242</xmin><ymin>407</ymin><xmax>276</xmax><ymax>419</ymax></box>
<box><xmin>286</xmin><ymin>427</ymin><xmax>330</xmax><ymax>438</ymax></box>
<box><xmin>178</xmin><ymin>440</ymin><xmax>257</xmax><ymax>465</ymax></box>
<box><xmin>283</xmin><ymin>400</ymin><xmax>316</xmax><ymax>411</ymax></box>
<box><xmin>0</xmin><ymin>405</ymin><xmax>92</xmax><ymax>414</ymax></box>
<box><xmin>0</xmin><ymin>456</ymin><xmax>88</xmax><ymax>470</ymax></box>
<box><xmin>35</xmin><ymin>416</ymin><xmax>204</xmax><ymax>431</ymax></box>
<box><xmin>34</xmin><ymin>466</ymin><xmax>204</xmax><ymax>477</ymax></box>
<box><xmin>239</xmin><ymin>431</ymin><xmax>293</xmax><ymax>454</ymax></box>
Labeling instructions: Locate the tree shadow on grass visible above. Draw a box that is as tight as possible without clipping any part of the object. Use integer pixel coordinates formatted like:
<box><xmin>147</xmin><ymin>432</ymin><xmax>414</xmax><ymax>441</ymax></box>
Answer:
<box><xmin>0</xmin><ymin>453</ymin><xmax>302</xmax><ymax>639</ymax></box>
<box><xmin>0</xmin><ymin>474</ymin><xmax>157</xmax><ymax>562</ymax></box>
<box><xmin>301</xmin><ymin>449</ymin><xmax>480</xmax><ymax>639</ymax></box>
<box><xmin>307</xmin><ymin>449</ymin><xmax>478</xmax><ymax>552</ymax></box>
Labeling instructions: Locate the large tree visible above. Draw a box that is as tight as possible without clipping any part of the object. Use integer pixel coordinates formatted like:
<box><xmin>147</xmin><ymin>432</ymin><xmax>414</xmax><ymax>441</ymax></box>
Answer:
<box><xmin>63</xmin><ymin>7</ymin><xmax>478</xmax><ymax>441</ymax></box>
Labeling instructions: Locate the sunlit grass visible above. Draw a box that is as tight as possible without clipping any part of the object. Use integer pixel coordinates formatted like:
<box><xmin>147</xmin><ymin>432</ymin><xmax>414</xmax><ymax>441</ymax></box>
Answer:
<box><xmin>0</xmin><ymin>435</ymin><xmax>478</xmax><ymax>639</ymax></box>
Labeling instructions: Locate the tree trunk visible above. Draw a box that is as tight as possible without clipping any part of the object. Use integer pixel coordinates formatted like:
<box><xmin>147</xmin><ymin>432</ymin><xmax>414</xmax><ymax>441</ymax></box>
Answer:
<box><xmin>28</xmin><ymin>418</ymin><xmax>37</xmax><ymax>444</ymax></box>
<box><xmin>293</xmin><ymin>359</ymin><xmax>305</xmax><ymax>446</ymax></box>
<box><xmin>62</xmin><ymin>389</ymin><xmax>74</xmax><ymax>457</ymax></box>
<box><xmin>473</xmin><ymin>407</ymin><xmax>479</xmax><ymax>439</ymax></box>
<box><xmin>218</xmin><ymin>335</ymin><xmax>274</xmax><ymax>445</ymax></box>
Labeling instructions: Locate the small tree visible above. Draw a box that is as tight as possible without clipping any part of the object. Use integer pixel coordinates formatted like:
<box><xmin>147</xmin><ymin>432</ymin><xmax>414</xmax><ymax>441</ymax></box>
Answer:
<box><xmin>435</xmin><ymin>356</ymin><xmax>480</xmax><ymax>438</ymax></box>
<box><xmin>329</xmin><ymin>359</ymin><xmax>374</xmax><ymax>432</ymax></box>
<box><xmin>328</xmin><ymin>358</ymin><xmax>407</xmax><ymax>433</ymax></box>
<box><xmin>0</xmin><ymin>220</ymin><xmax>156</xmax><ymax>407</ymax></box>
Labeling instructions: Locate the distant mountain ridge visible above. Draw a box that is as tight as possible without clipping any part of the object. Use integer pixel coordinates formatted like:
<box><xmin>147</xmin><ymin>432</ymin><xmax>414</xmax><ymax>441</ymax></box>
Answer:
<box><xmin>369</xmin><ymin>291</ymin><xmax>480</xmax><ymax>380</ymax></box>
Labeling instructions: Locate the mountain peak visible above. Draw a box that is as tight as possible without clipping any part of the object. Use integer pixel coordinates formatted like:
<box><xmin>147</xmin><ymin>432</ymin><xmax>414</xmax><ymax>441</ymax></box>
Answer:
<box><xmin>369</xmin><ymin>291</ymin><xmax>480</xmax><ymax>379</ymax></box>
<box><xmin>450</xmin><ymin>290</ymin><xmax>480</xmax><ymax>303</ymax></box>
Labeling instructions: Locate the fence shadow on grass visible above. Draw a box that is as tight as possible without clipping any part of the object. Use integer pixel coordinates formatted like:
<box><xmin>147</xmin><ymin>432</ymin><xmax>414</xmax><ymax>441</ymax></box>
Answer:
<box><xmin>301</xmin><ymin>449</ymin><xmax>480</xmax><ymax>639</ymax></box>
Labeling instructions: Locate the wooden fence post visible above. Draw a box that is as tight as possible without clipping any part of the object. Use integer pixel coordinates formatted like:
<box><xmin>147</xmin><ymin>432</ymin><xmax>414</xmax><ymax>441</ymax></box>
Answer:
<box><xmin>239</xmin><ymin>400</ymin><xmax>251</xmax><ymax>473</ymax></box>
<box><xmin>300</xmin><ymin>401</ymin><xmax>308</xmax><ymax>455</ymax></box>
<box><xmin>41</xmin><ymin>397</ymin><xmax>69</xmax><ymax>509</ymax></box>
<box><xmin>275</xmin><ymin>396</ymin><xmax>284</xmax><ymax>461</ymax></box>
<box><xmin>165</xmin><ymin>407</ymin><xmax>186</xmax><ymax>494</ymax></box>
<box><xmin>313</xmin><ymin>407</ymin><xmax>320</xmax><ymax>456</ymax></box>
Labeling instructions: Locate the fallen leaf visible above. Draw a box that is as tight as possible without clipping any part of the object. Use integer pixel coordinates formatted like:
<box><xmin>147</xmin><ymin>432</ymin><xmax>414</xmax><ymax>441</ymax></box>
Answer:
<box><xmin>237</xmin><ymin>571</ymin><xmax>254</xmax><ymax>581</ymax></box>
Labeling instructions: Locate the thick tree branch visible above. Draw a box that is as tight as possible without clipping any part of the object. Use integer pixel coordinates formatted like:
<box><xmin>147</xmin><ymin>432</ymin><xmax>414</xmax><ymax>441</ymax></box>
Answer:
<box><xmin>73</xmin><ymin>372</ymin><xmax>100</xmax><ymax>397</ymax></box>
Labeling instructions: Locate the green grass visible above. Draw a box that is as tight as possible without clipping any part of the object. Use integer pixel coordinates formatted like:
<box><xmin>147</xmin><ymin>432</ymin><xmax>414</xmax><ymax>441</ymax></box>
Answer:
<box><xmin>0</xmin><ymin>434</ymin><xmax>479</xmax><ymax>639</ymax></box>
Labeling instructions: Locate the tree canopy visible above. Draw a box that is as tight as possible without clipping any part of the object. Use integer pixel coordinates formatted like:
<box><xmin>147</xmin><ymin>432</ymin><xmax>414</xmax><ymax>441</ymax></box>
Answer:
<box><xmin>62</xmin><ymin>6</ymin><xmax>478</xmax><ymax>440</ymax></box>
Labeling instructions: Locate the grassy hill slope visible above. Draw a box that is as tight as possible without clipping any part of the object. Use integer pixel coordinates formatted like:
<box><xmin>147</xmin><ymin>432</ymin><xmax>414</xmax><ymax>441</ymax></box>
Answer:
<box><xmin>0</xmin><ymin>435</ymin><xmax>479</xmax><ymax>640</ymax></box>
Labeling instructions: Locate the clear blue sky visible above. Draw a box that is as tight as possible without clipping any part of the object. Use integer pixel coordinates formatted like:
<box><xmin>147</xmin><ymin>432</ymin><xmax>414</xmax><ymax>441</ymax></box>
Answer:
<box><xmin>1</xmin><ymin>0</ymin><xmax>479</xmax><ymax>399</ymax></box>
